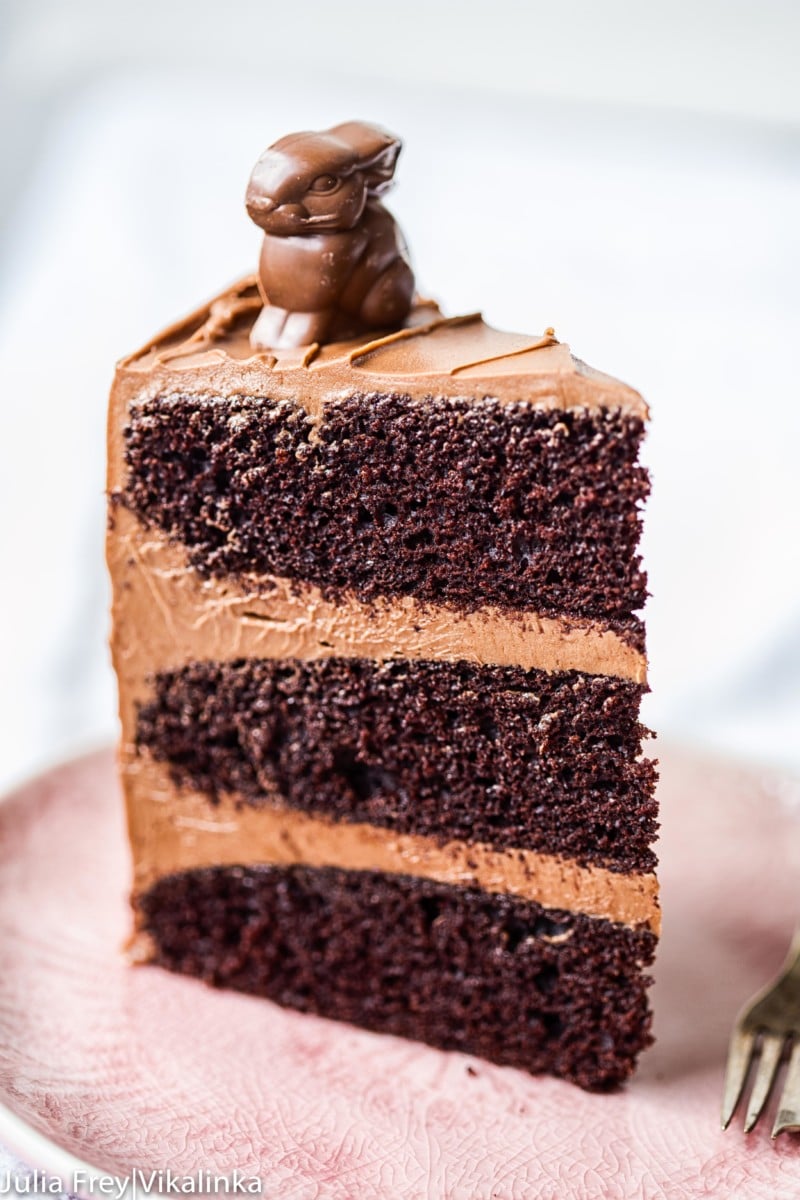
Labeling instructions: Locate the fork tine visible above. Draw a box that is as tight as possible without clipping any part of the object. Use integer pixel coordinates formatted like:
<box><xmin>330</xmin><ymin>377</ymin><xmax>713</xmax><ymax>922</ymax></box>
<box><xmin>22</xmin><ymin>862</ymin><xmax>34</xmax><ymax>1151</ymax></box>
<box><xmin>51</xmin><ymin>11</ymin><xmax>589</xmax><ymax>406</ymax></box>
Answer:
<box><xmin>743</xmin><ymin>1034</ymin><xmax>785</xmax><ymax>1133</ymax></box>
<box><xmin>721</xmin><ymin>1028</ymin><xmax>756</xmax><ymax>1129</ymax></box>
<box><xmin>772</xmin><ymin>1039</ymin><xmax>800</xmax><ymax>1137</ymax></box>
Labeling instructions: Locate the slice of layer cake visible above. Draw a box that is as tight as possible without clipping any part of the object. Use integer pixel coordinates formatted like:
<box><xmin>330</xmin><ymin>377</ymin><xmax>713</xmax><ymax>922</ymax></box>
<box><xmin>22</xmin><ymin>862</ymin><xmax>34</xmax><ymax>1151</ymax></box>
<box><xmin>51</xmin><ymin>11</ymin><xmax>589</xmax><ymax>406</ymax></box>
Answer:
<box><xmin>107</xmin><ymin>277</ymin><xmax>658</xmax><ymax>1090</ymax></box>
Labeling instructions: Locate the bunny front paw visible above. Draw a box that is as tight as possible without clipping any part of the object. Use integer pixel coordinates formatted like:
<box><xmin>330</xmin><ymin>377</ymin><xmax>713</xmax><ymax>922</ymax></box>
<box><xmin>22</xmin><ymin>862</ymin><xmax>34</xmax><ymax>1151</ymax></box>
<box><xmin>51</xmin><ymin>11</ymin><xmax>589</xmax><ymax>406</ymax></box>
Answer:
<box><xmin>250</xmin><ymin>305</ymin><xmax>290</xmax><ymax>350</ymax></box>
<box><xmin>279</xmin><ymin>311</ymin><xmax>333</xmax><ymax>348</ymax></box>
<box><xmin>250</xmin><ymin>305</ymin><xmax>332</xmax><ymax>351</ymax></box>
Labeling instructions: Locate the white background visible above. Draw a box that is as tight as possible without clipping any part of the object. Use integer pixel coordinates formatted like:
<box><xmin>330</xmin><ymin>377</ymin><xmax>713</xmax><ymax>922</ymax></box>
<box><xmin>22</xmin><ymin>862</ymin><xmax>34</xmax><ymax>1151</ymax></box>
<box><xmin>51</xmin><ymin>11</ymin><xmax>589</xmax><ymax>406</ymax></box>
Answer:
<box><xmin>1</xmin><ymin>0</ymin><xmax>799</xmax><ymax>791</ymax></box>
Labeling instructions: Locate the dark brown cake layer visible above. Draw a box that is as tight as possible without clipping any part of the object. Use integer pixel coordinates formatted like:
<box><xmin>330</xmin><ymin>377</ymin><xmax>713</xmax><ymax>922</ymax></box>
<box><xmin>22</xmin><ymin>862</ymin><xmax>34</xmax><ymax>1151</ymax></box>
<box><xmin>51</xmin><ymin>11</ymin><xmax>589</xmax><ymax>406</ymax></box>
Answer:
<box><xmin>119</xmin><ymin>393</ymin><xmax>648</xmax><ymax>640</ymax></box>
<box><xmin>136</xmin><ymin>656</ymin><xmax>657</xmax><ymax>873</ymax></box>
<box><xmin>137</xmin><ymin>864</ymin><xmax>656</xmax><ymax>1089</ymax></box>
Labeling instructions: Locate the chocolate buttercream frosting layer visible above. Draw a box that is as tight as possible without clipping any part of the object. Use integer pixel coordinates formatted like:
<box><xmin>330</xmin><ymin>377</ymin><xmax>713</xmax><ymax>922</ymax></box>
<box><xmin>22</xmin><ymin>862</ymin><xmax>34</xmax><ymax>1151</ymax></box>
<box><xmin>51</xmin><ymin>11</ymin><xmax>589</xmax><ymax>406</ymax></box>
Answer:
<box><xmin>135</xmin><ymin>656</ymin><xmax>657</xmax><ymax>874</ymax></box>
<box><xmin>136</xmin><ymin>863</ymin><xmax>656</xmax><ymax>1089</ymax></box>
<box><xmin>124</xmin><ymin>756</ymin><xmax>659</xmax><ymax>931</ymax></box>
<box><xmin>108</xmin><ymin>510</ymin><xmax>647</xmax><ymax>717</ymax></box>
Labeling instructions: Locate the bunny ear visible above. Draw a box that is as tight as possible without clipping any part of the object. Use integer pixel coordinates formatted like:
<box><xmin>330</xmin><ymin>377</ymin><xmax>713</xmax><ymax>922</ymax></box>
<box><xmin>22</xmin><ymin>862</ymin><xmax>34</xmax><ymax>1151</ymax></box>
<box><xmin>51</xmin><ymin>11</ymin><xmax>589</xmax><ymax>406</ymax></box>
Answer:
<box><xmin>328</xmin><ymin>121</ymin><xmax>401</xmax><ymax>195</ymax></box>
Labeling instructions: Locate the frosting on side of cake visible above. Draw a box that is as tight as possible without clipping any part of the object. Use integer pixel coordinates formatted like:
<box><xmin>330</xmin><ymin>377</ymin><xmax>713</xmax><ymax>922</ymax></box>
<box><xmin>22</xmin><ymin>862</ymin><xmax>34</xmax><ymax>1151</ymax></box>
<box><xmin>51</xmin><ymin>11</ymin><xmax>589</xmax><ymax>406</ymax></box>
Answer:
<box><xmin>112</xmin><ymin>277</ymin><xmax>648</xmax><ymax>421</ymax></box>
<box><xmin>124</xmin><ymin>754</ymin><xmax>660</xmax><ymax>934</ymax></box>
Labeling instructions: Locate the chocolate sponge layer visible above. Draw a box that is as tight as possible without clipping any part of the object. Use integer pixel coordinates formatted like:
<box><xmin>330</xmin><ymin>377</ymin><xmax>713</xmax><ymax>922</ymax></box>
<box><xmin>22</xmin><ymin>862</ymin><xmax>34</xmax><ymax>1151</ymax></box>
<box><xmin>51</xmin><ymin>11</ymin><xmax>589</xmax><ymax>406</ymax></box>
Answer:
<box><xmin>137</xmin><ymin>864</ymin><xmax>656</xmax><ymax>1089</ymax></box>
<box><xmin>136</xmin><ymin>656</ymin><xmax>657</xmax><ymax>874</ymax></box>
<box><xmin>120</xmin><ymin>393</ymin><xmax>648</xmax><ymax>639</ymax></box>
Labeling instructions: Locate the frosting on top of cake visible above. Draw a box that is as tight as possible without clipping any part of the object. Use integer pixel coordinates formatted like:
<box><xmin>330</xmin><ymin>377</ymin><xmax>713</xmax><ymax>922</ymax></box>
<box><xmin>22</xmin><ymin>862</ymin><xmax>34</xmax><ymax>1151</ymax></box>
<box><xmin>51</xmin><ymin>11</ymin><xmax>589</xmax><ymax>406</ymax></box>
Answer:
<box><xmin>120</xmin><ymin>277</ymin><xmax>648</xmax><ymax>419</ymax></box>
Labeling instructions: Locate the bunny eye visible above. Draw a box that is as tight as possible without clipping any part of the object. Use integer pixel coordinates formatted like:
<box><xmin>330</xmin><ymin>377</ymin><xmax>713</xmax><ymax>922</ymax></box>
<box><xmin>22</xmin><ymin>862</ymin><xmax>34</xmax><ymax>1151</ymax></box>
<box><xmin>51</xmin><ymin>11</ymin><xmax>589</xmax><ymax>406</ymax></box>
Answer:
<box><xmin>309</xmin><ymin>174</ymin><xmax>340</xmax><ymax>194</ymax></box>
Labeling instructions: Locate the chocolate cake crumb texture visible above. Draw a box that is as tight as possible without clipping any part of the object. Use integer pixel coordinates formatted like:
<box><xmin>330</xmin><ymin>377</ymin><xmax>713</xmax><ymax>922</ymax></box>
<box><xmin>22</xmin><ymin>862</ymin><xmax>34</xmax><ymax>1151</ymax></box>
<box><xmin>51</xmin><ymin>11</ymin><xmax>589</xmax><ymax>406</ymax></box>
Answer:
<box><xmin>138</xmin><ymin>864</ymin><xmax>656</xmax><ymax>1089</ymax></box>
<box><xmin>121</xmin><ymin>393</ymin><xmax>648</xmax><ymax>640</ymax></box>
<box><xmin>136</xmin><ymin>656</ymin><xmax>658</xmax><ymax>873</ymax></box>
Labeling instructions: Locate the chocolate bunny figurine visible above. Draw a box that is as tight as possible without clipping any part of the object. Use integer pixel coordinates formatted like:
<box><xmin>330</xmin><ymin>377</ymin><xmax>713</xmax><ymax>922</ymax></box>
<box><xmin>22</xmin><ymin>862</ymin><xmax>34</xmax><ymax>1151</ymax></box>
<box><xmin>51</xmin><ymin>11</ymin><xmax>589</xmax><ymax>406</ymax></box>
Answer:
<box><xmin>246</xmin><ymin>121</ymin><xmax>415</xmax><ymax>350</ymax></box>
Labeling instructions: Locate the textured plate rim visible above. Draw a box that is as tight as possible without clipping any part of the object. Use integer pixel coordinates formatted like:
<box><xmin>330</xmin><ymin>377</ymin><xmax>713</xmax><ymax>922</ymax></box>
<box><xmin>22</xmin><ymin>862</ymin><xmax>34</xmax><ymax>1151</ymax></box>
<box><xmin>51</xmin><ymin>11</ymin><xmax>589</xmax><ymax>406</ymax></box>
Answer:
<box><xmin>0</xmin><ymin>1098</ymin><xmax>108</xmax><ymax>1184</ymax></box>
<box><xmin>0</xmin><ymin>754</ymin><xmax>119</xmax><ymax>1182</ymax></box>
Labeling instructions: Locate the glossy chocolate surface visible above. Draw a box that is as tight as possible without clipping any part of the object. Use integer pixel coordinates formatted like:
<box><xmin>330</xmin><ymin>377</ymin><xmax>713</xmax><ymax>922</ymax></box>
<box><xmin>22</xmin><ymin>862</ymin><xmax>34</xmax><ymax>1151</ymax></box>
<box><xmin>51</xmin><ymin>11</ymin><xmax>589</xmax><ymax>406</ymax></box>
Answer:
<box><xmin>246</xmin><ymin>122</ymin><xmax>414</xmax><ymax>349</ymax></box>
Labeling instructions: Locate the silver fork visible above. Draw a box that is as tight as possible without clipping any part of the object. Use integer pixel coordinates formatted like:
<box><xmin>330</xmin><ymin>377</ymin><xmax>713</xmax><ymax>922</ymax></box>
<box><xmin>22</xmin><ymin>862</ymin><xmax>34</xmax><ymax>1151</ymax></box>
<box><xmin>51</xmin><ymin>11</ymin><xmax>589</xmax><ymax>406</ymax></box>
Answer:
<box><xmin>722</xmin><ymin>926</ymin><xmax>800</xmax><ymax>1137</ymax></box>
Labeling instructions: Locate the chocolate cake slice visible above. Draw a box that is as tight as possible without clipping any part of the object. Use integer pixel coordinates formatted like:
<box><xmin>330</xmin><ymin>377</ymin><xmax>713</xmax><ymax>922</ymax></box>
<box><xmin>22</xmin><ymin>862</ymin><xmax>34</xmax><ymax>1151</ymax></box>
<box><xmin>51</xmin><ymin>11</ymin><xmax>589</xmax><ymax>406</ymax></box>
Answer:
<box><xmin>107</xmin><ymin>125</ymin><xmax>657</xmax><ymax>1089</ymax></box>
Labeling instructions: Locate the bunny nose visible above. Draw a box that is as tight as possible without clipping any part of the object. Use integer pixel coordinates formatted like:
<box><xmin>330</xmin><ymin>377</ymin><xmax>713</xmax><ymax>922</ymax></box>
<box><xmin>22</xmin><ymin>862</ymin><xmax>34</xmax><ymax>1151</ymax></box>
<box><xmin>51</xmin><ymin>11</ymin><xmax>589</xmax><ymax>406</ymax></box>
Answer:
<box><xmin>249</xmin><ymin>196</ymin><xmax>277</xmax><ymax>214</ymax></box>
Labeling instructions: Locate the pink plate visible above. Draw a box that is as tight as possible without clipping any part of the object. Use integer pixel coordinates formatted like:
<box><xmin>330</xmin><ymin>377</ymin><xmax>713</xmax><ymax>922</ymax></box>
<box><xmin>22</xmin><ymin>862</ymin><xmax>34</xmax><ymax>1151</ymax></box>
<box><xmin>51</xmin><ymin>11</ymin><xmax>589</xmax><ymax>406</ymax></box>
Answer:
<box><xmin>0</xmin><ymin>747</ymin><xmax>799</xmax><ymax>1197</ymax></box>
